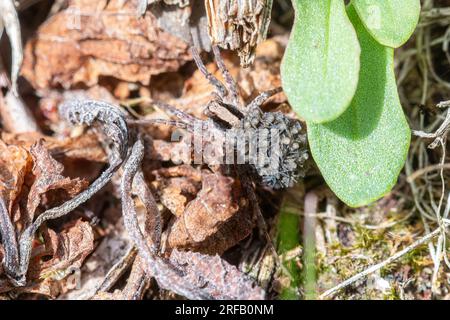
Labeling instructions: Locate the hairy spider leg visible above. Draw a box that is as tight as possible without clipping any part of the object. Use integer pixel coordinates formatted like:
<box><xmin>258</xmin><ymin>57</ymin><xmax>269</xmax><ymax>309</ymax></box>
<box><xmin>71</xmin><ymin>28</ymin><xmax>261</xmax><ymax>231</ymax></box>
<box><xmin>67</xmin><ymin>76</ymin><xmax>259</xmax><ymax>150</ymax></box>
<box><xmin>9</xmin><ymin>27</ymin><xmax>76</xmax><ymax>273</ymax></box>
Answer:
<box><xmin>129</xmin><ymin>118</ymin><xmax>193</xmax><ymax>131</ymax></box>
<box><xmin>247</xmin><ymin>87</ymin><xmax>283</xmax><ymax>110</ymax></box>
<box><xmin>152</xmin><ymin>101</ymin><xmax>197</xmax><ymax>123</ymax></box>
<box><xmin>129</xmin><ymin>99</ymin><xmax>201</xmax><ymax>131</ymax></box>
<box><xmin>211</xmin><ymin>45</ymin><xmax>242</xmax><ymax>109</ymax></box>
<box><xmin>190</xmin><ymin>46</ymin><xmax>228</xmax><ymax>99</ymax></box>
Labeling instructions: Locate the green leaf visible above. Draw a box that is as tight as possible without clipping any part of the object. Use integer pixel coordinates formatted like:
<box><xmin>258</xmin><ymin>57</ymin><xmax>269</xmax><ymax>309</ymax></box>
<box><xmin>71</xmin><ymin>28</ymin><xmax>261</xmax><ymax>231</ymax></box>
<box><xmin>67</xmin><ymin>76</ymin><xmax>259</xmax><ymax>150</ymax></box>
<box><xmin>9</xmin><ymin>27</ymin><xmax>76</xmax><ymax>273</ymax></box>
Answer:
<box><xmin>307</xmin><ymin>5</ymin><xmax>411</xmax><ymax>207</ymax></box>
<box><xmin>353</xmin><ymin>0</ymin><xmax>421</xmax><ymax>48</ymax></box>
<box><xmin>281</xmin><ymin>0</ymin><xmax>360</xmax><ymax>124</ymax></box>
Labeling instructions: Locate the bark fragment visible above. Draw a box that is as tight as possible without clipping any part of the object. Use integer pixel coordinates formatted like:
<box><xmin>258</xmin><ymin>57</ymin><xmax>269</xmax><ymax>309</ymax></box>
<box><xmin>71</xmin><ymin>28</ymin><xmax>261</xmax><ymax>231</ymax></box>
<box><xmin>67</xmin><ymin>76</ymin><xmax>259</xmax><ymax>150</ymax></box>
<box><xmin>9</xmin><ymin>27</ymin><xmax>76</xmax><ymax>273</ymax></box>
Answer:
<box><xmin>205</xmin><ymin>0</ymin><xmax>273</xmax><ymax>66</ymax></box>
<box><xmin>21</xmin><ymin>0</ymin><xmax>191</xmax><ymax>90</ymax></box>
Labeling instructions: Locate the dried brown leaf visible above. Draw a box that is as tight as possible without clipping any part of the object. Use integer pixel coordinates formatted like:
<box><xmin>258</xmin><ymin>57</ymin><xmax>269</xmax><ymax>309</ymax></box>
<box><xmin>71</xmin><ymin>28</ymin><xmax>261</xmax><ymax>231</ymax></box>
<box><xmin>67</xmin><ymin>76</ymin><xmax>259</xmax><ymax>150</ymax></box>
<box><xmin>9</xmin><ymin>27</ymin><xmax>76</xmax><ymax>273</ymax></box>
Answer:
<box><xmin>38</xmin><ymin>219</ymin><xmax>94</xmax><ymax>280</ymax></box>
<box><xmin>166</xmin><ymin>172</ymin><xmax>254</xmax><ymax>254</ymax></box>
<box><xmin>1</xmin><ymin>131</ymin><xmax>107</xmax><ymax>163</ymax></box>
<box><xmin>27</xmin><ymin>139</ymin><xmax>89</xmax><ymax>220</ymax></box>
<box><xmin>21</xmin><ymin>0</ymin><xmax>191</xmax><ymax>90</ymax></box>
<box><xmin>170</xmin><ymin>249</ymin><xmax>265</xmax><ymax>300</ymax></box>
<box><xmin>0</xmin><ymin>139</ymin><xmax>32</xmax><ymax>212</ymax></box>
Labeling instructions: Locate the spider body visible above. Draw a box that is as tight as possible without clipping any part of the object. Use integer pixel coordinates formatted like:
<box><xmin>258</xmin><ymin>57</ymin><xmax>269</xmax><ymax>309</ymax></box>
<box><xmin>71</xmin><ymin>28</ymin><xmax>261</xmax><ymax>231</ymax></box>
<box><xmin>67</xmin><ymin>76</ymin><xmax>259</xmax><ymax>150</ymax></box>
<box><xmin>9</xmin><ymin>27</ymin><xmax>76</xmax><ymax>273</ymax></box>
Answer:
<box><xmin>149</xmin><ymin>46</ymin><xmax>309</xmax><ymax>189</ymax></box>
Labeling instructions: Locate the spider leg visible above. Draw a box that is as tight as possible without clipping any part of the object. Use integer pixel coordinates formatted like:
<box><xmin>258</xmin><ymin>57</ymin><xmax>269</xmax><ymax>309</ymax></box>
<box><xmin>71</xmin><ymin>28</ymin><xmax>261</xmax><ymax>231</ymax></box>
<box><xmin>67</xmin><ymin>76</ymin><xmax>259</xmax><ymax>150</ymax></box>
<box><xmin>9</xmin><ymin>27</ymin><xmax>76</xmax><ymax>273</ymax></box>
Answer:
<box><xmin>129</xmin><ymin>100</ymin><xmax>199</xmax><ymax>131</ymax></box>
<box><xmin>212</xmin><ymin>45</ymin><xmax>242</xmax><ymax>109</ymax></box>
<box><xmin>239</xmin><ymin>168</ymin><xmax>280</xmax><ymax>264</ymax></box>
<box><xmin>129</xmin><ymin>119</ymin><xmax>193</xmax><ymax>132</ymax></box>
<box><xmin>247</xmin><ymin>87</ymin><xmax>283</xmax><ymax>110</ymax></box>
<box><xmin>190</xmin><ymin>46</ymin><xmax>228</xmax><ymax>98</ymax></box>
<box><xmin>152</xmin><ymin>101</ymin><xmax>197</xmax><ymax>123</ymax></box>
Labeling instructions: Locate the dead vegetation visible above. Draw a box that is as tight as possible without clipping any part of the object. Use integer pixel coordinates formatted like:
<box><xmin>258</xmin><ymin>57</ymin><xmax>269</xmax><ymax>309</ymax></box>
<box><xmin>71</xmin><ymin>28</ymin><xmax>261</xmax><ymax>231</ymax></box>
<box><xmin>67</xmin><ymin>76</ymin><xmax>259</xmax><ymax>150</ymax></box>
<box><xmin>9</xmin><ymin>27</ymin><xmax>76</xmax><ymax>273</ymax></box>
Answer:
<box><xmin>0</xmin><ymin>0</ymin><xmax>449</xmax><ymax>300</ymax></box>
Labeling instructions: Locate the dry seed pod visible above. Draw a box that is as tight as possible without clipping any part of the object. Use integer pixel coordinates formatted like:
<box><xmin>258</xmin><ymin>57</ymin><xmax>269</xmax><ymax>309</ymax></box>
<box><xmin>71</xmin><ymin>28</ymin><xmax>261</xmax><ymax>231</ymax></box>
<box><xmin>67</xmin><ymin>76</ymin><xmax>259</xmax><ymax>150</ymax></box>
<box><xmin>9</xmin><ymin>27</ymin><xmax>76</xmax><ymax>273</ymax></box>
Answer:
<box><xmin>205</xmin><ymin>0</ymin><xmax>273</xmax><ymax>66</ymax></box>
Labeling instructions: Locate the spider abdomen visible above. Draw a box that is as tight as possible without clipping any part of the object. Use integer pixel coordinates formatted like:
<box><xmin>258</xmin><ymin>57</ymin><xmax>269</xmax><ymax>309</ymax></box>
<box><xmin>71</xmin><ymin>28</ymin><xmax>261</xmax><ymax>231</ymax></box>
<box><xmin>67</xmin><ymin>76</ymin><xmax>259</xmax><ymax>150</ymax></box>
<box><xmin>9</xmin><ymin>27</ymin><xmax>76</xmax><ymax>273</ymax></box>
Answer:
<box><xmin>238</xmin><ymin>107</ymin><xmax>309</xmax><ymax>189</ymax></box>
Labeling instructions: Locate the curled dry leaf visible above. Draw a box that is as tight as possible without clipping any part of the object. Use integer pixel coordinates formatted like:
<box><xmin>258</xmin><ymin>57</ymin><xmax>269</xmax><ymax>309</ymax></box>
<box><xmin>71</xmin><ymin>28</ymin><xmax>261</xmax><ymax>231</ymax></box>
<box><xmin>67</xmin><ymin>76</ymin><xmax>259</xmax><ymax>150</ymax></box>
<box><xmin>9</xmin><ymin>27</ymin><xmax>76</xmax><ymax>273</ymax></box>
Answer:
<box><xmin>21</xmin><ymin>0</ymin><xmax>191</xmax><ymax>90</ymax></box>
<box><xmin>1</xmin><ymin>131</ymin><xmax>107</xmax><ymax>163</ymax></box>
<box><xmin>170</xmin><ymin>249</ymin><xmax>265</xmax><ymax>300</ymax></box>
<box><xmin>166</xmin><ymin>171</ymin><xmax>254</xmax><ymax>254</ymax></box>
<box><xmin>153</xmin><ymin>165</ymin><xmax>202</xmax><ymax>217</ymax></box>
<box><xmin>37</xmin><ymin>219</ymin><xmax>94</xmax><ymax>284</ymax></box>
<box><xmin>0</xmin><ymin>140</ymin><xmax>31</xmax><ymax>212</ymax></box>
<box><xmin>0</xmin><ymin>0</ymin><xmax>39</xmax><ymax>134</ymax></box>
<box><xmin>205</xmin><ymin>0</ymin><xmax>273</xmax><ymax>67</ymax></box>
<box><xmin>27</xmin><ymin>140</ymin><xmax>89</xmax><ymax>221</ymax></box>
<box><xmin>0</xmin><ymin>139</ymin><xmax>94</xmax><ymax>297</ymax></box>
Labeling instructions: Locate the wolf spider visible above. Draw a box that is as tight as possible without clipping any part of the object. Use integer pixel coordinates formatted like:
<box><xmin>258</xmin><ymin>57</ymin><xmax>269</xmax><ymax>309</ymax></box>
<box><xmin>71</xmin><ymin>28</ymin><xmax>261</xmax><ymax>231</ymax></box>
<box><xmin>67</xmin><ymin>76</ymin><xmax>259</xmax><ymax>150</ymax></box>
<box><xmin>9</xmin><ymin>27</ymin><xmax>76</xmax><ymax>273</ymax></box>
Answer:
<box><xmin>136</xmin><ymin>46</ymin><xmax>309</xmax><ymax>189</ymax></box>
<box><xmin>0</xmin><ymin>46</ymin><xmax>307</xmax><ymax>298</ymax></box>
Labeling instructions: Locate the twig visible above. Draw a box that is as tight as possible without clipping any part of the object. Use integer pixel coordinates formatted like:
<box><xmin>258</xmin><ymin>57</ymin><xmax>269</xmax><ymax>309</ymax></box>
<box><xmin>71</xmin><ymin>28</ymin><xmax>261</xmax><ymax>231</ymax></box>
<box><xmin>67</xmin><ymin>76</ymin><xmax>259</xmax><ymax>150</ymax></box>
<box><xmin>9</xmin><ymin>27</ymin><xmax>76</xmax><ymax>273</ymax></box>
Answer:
<box><xmin>0</xmin><ymin>0</ymin><xmax>22</xmax><ymax>94</ymax></box>
<box><xmin>407</xmin><ymin>163</ymin><xmax>450</xmax><ymax>182</ymax></box>
<box><xmin>0</xmin><ymin>90</ymin><xmax>40</xmax><ymax>133</ymax></box>
<box><xmin>319</xmin><ymin>224</ymin><xmax>447</xmax><ymax>299</ymax></box>
<box><xmin>120</xmin><ymin>138</ymin><xmax>212</xmax><ymax>300</ymax></box>
<box><xmin>92</xmin><ymin>246</ymin><xmax>138</xmax><ymax>296</ymax></box>
<box><xmin>413</xmin><ymin>103</ymin><xmax>450</xmax><ymax>149</ymax></box>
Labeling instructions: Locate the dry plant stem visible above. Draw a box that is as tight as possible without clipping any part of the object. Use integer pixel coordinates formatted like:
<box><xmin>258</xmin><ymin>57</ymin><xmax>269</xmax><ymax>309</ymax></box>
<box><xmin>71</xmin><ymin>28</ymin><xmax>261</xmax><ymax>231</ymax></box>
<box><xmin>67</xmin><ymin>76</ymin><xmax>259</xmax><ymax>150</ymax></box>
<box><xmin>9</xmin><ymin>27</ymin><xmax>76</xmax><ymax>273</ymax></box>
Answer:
<box><xmin>93</xmin><ymin>246</ymin><xmax>138</xmax><ymax>295</ymax></box>
<box><xmin>121</xmin><ymin>138</ymin><xmax>212</xmax><ymax>300</ymax></box>
<box><xmin>0</xmin><ymin>0</ymin><xmax>23</xmax><ymax>94</ymax></box>
<box><xmin>412</xmin><ymin>102</ymin><xmax>450</xmax><ymax>292</ymax></box>
<box><xmin>0</xmin><ymin>197</ymin><xmax>19</xmax><ymax>281</ymax></box>
<box><xmin>0</xmin><ymin>91</ymin><xmax>40</xmax><ymax>133</ymax></box>
<box><xmin>407</xmin><ymin>163</ymin><xmax>450</xmax><ymax>182</ymax></box>
<box><xmin>133</xmin><ymin>169</ymin><xmax>162</xmax><ymax>251</ymax></box>
<box><xmin>431</xmin><ymin>140</ymin><xmax>447</xmax><ymax>292</ymax></box>
<box><xmin>303</xmin><ymin>191</ymin><xmax>319</xmax><ymax>299</ymax></box>
<box><xmin>413</xmin><ymin>103</ymin><xmax>450</xmax><ymax>149</ymax></box>
<box><xmin>121</xmin><ymin>256</ymin><xmax>148</xmax><ymax>300</ymax></box>
<box><xmin>319</xmin><ymin>224</ymin><xmax>448</xmax><ymax>300</ymax></box>
<box><xmin>5</xmin><ymin>100</ymin><xmax>128</xmax><ymax>286</ymax></box>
